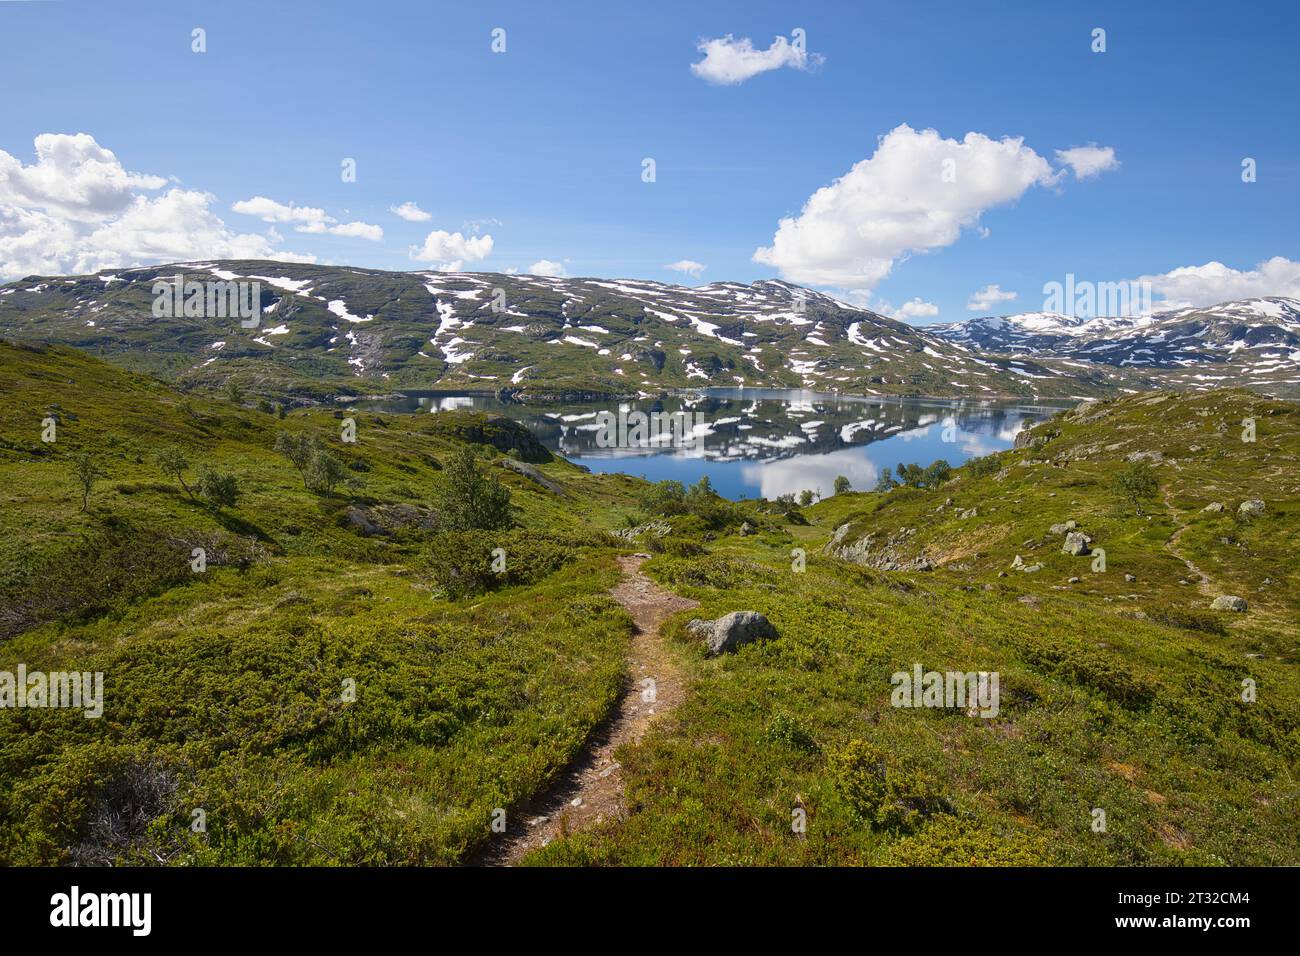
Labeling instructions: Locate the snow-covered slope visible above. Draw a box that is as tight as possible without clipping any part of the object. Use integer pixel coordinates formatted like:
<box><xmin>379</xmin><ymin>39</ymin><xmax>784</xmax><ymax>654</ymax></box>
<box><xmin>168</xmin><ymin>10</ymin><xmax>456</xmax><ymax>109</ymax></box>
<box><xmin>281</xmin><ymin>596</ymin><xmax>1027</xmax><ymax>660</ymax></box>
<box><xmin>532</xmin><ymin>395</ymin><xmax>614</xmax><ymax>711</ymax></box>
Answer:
<box><xmin>931</xmin><ymin>297</ymin><xmax>1300</xmax><ymax>396</ymax></box>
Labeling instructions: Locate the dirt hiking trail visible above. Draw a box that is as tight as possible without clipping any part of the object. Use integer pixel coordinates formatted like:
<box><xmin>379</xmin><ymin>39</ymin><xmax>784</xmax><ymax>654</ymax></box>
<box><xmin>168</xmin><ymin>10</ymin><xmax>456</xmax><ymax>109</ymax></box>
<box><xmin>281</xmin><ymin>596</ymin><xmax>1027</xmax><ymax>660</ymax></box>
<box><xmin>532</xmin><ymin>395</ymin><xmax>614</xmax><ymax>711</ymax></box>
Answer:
<box><xmin>474</xmin><ymin>553</ymin><xmax>697</xmax><ymax>866</ymax></box>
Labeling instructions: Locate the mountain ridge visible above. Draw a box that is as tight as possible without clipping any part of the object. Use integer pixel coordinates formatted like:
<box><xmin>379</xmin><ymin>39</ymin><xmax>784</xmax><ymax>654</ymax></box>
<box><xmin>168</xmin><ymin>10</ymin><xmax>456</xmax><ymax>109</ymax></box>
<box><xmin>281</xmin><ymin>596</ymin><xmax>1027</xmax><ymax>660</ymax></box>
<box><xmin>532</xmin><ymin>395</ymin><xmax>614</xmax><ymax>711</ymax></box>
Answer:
<box><xmin>1</xmin><ymin>261</ymin><xmax>1296</xmax><ymax>402</ymax></box>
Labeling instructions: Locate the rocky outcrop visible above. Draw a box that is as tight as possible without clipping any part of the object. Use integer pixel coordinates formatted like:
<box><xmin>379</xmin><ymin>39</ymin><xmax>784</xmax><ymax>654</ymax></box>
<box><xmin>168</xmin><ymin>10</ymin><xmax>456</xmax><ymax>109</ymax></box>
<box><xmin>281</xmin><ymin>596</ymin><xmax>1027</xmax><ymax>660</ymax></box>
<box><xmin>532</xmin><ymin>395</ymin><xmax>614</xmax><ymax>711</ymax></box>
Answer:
<box><xmin>830</xmin><ymin>527</ymin><xmax>934</xmax><ymax>571</ymax></box>
<box><xmin>1210</xmin><ymin>595</ymin><xmax>1248</xmax><ymax>612</ymax></box>
<box><xmin>498</xmin><ymin>458</ymin><xmax>567</xmax><ymax>496</ymax></box>
<box><xmin>342</xmin><ymin>503</ymin><xmax>439</xmax><ymax>536</ymax></box>
<box><xmin>1237</xmin><ymin>499</ymin><xmax>1266</xmax><ymax>517</ymax></box>
<box><xmin>428</xmin><ymin>413</ymin><xmax>553</xmax><ymax>462</ymax></box>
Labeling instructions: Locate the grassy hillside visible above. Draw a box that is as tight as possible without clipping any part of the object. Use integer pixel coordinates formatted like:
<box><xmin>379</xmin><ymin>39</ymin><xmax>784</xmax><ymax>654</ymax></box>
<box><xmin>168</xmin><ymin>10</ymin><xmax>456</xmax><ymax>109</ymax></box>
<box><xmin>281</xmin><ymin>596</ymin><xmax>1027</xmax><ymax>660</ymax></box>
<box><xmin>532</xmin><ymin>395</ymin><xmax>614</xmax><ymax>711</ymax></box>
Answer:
<box><xmin>529</xmin><ymin>391</ymin><xmax>1300</xmax><ymax>865</ymax></box>
<box><xmin>0</xmin><ymin>341</ymin><xmax>651</xmax><ymax>864</ymax></box>
<box><xmin>0</xmin><ymin>342</ymin><xmax>1295</xmax><ymax>866</ymax></box>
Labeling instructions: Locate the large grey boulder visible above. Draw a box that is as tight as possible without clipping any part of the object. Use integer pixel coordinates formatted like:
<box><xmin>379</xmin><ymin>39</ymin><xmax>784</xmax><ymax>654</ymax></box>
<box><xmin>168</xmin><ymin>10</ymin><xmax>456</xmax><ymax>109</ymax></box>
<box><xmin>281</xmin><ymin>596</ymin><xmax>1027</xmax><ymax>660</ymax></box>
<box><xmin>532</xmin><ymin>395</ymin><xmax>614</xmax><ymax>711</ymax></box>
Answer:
<box><xmin>1062</xmin><ymin>531</ymin><xmax>1093</xmax><ymax>556</ymax></box>
<box><xmin>1237</xmin><ymin>499</ymin><xmax>1266</xmax><ymax>518</ymax></box>
<box><xmin>1202</xmin><ymin>501</ymin><xmax>1225</xmax><ymax>513</ymax></box>
<box><xmin>1210</xmin><ymin>595</ymin><xmax>1248</xmax><ymax>612</ymax></box>
<box><xmin>688</xmin><ymin>611</ymin><xmax>779</xmax><ymax>656</ymax></box>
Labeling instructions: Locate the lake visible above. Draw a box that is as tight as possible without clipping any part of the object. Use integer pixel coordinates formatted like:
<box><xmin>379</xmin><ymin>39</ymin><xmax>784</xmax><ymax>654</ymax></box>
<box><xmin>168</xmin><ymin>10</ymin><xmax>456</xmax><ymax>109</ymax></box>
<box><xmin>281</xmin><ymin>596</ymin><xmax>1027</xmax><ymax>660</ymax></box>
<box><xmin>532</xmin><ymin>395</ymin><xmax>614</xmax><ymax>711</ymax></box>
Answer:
<box><xmin>349</xmin><ymin>388</ymin><xmax>1074</xmax><ymax>500</ymax></box>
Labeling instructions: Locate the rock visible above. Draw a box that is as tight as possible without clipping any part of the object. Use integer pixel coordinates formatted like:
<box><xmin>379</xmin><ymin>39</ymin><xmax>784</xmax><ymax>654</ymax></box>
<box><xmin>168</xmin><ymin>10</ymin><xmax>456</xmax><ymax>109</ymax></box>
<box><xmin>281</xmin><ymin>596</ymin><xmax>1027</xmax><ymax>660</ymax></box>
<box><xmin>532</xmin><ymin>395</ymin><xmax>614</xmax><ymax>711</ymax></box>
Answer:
<box><xmin>829</xmin><ymin>527</ymin><xmax>932</xmax><ymax>571</ymax></box>
<box><xmin>996</xmin><ymin>571</ymin><xmax>1008</xmax><ymax>578</ymax></box>
<box><xmin>1124</xmin><ymin>573</ymin><xmax>1136</xmax><ymax>583</ymax></box>
<box><xmin>1237</xmin><ymin>499</ymin><xmax>1266</xmax><ymax>517</ymax></box>
<box><xmin>1020</xmin><ymin>562</ymin><xmax>1043</xmax><ymax>574</ymax></box>
<box><xmin>1210</xmin><ymin>595</ymin><xmax>1248</xmax><ymax>612</ymax></box>
<box><xmin>1202</xmin><ymin>502</ymin><xmax>1225</xmax><ymax>513</ymax></box>
<box><xmin>1062</xmin><ymin>531</ymin><xmax>1092</xmax><ymax>556</ymax></box>
<box><xmin>498</xmin><ymin>458</ymin><xmax>568</xmax><ymax>496</ymax></box>
<box><xmin>1068</xmin><ymin>576</ymin><xmax>1081</xmax><ymax>584</ymax></box>
<box><xmin>1010</xmin><ymin>554</ymin><xmax>1025</xmax><ymax>569</ymax></box>
<box><xmin>1049</xmin><ymin>520</ymin><xmax>1078</xmax><ymax>535</ymax></box>
<box><xmin>1126</xmin><ymin>450</ymin><xmax>1163</xmax><ymax>463</ymax></box>
<box><xmin>739</xmin><ymin>521</ymin><xmax>756</xmax><ymax>536</ymax></box>
<box><xmin>343</xmin><ymin>505</ymin><xmax>382</xmax><ymax>537</ymax></box>
<box><xmin>688</xmin><ymin>611</ymin><xmax>780</xmax><ymax>656</ymax></box>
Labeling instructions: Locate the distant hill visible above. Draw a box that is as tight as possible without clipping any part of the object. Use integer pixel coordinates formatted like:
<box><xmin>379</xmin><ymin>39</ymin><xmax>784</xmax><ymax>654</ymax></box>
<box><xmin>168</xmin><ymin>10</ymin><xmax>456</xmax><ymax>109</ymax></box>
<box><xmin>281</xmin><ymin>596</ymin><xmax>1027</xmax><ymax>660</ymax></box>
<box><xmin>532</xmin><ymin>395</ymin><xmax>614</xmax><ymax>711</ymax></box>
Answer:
<box><xmin>931</xmin><ymin>297</ymin><xmax>1300</xmax><ymax>398</ymax></box>
<box><xmin>0</xmin><ymin>261</ymin><xmax>1153</xmax><ymax>403</ymax></box>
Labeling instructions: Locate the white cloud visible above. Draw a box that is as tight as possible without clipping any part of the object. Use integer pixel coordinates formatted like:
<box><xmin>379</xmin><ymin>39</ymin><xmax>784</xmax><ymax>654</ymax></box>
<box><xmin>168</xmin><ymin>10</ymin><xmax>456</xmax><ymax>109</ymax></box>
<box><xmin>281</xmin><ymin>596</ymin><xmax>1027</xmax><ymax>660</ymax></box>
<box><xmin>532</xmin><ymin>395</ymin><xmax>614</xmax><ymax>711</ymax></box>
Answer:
<box><xmin>529</xmin><ymin>259</ymin><xmax>566</xmax><ymax>277</ymax></box>
<box><xmin>0</xmin><ymin>134</ymin><xmax>313</xmax><ymax>278</ymax></box>
<box><xmin>326</xmin><ymin>221</ymin><xmax>384</xmax><ymax>241</ymax></box>
<box><xmin>390</xmin><ymin>201</ymin><xmax>432</xmax><ymax>222</ymax></box>
<box><xmin>1138</xmin><ymin>256</ymin><xmax>1300</xmax><ymax>310</ymax></box>
<box><xmin>233</xmin><ymin>195</ymin><xmax>381</xmax><ymax>240</ymax></box>
<box><xmin>1055</xmin><ymin>144</ymin><xmax>1120</xmax><ymax>180</ymax></box>
<box><xmin>967</xmin><ymin>284</ymin><xmax>1018</xmax><ymax>311</ymax></box>
<box><xmin>753</xmin><ymin>124</ymin><xmax>1059</xmax><ymax>292</ymax></box>
<box><xmin>0</xmin><ymin>133</ymin><xmax>166</xmax><ymax>222</ymax></box>
<box><xmin>691</xmin><ymin>34</ymin><xmax>822</xmax><ymax>85</ymax></box>
<box><xmin>232</xmin><ymin>195</ymin><xmax>329</xmax><ymax>227</ymax></box>
<box><xmin>409</xmin><ymin>229</ymin><xmax>494</xmax><ymax>269</ymax></box>
<box><xmin>665</xmin><ymin>259</ymin><xmax>706</xmax><ymax>278</ymax></box>
<box><xmin>895</xmin><ymin>297</ymin><xmax>940</xmax><ymax>319</ymax></box>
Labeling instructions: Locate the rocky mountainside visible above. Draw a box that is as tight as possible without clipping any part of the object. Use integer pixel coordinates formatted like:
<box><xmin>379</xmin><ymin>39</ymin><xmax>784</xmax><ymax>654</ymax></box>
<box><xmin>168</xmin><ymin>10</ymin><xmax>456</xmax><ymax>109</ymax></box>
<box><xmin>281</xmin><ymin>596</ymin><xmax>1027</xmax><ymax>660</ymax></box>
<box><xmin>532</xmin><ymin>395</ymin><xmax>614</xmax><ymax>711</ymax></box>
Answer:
<box><xmin>931</xmin><ymin>297</ymin><xmax>1300</xmax><ymax>398</ymax></box>
<box><xmin>0</xmin><ymin>261</ymin><xmax>1141</xmax><ymax>403</ymax></box>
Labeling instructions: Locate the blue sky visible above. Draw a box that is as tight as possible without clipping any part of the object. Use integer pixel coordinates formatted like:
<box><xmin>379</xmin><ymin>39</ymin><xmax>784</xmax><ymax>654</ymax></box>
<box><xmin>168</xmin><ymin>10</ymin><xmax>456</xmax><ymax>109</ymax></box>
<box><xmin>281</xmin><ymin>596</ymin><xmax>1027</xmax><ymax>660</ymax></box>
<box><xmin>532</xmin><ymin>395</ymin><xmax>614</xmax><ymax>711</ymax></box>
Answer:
<box><xmin>2</xmin><ymin>0</ymin><xmax>1298</xmax><ymax>322</ymax></box>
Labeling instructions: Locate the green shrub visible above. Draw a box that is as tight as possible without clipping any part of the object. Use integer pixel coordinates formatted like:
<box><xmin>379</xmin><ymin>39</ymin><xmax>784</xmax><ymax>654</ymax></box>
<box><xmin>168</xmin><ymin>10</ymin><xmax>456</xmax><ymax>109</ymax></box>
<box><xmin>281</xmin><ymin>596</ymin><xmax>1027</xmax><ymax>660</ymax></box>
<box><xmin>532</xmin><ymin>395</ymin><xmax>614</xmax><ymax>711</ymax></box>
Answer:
<box><xmin>655</xmin><ymin>554</ymin><xmax>777</xmax><ymax>590</ymax></box>
<box><xmin>197</xmin><ymin>466</ymin><xmax>240</xmax><ymax>509</ymax></box>
<box><xmin>827</xmin><ymin>739</ymin><xmax>949</xmax><ymax>831</ymax></box>
<box><xmin>640</xmin><ymin>480</ymin><xmax>687</xmax><ymax>516</ymax></box>
<box><xmin>964</xmin><ymin>454</ymin><xmax>1001</xmax><ymax>478</ymax></box>
<box><xmin>306</xmin><ymin>450</ymin><xmax>347</xmax><ymax>497</ymax></box>
<box><xmin>1114</xmin><ymin>460</ymin><xmax>1158</xmax><ymax>514</ymax></box>
<box><xmin>880</xmin><ymin>814</ymin><xmax>1054</xmax><ymax>866</ymax></box>
<box><xmin>422</xmin><ymin>529</ymin><xmax>579</xmax><ymax>599</ymax></box>
<box><xmin>423</xmin><ymin>532</ymin><xmax>496</xmax><ymax>599</ymax></box>
<box><xmin>1021</xmin><ymin>638</ymin><xmax>1156</xmax><ymax>708</ymax></box>
<box><xmin>762</xmin><ymin>713</ymin><xmax>818</xmax><ymax>753</ymax></box>
<box><xmin>659</xmin><ymin>536</ymin><xmax>706</xmax><ymax>558</ymax></box>
<box><xmin>430</xmin><ymin>446</ymin><xmax>513</xmax><ymax>532</ymax></box>
<box><xmin>1147</xmin><ymin>605</ymin><xmax>1228</xmax><ymax>636</ymax></box>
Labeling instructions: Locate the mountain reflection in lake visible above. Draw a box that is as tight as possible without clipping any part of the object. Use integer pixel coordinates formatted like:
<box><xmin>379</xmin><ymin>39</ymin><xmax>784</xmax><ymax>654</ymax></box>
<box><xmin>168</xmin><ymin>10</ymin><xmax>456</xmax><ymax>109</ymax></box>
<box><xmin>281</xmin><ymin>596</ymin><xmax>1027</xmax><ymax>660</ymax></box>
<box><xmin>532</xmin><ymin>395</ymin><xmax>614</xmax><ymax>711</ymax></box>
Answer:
<box><xmin>352</xmin><ymin>388</ymin><xmax>1074</xmax><ymax>500</ymax></box>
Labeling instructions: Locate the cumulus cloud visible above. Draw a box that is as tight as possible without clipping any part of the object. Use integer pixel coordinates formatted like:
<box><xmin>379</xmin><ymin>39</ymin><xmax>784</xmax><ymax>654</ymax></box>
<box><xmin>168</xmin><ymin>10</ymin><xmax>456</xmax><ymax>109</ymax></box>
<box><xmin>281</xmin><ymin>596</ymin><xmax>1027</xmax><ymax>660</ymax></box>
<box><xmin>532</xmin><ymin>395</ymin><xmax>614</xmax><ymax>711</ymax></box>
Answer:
<box><xmin>665</xmin><ymin>259</ymin><xmax>706</xmax><ymax>278</ymax></box>
<box><xmin>232</xmin><ymin>196</ymin><xmax>329</xmax><ymax>227</ymax></box>
<box><xmin>528</xmin><ymin>259</ymin><xmax>567</xmax><ymax>277</ymax></box>
<box><xmin>691</xmin><ymin>34</ymin><xmax>822</xmax><ymax>85</ymax></box>
<box><xmin>894</xmin><ymin>297</ymin><xmax>940</xmax><ymax>319</ymax></box>
<box><xmin>0</xmin><ymin>132</ymin><xmax>166</xmax><ymax>222</ymax></box>
<box><xmin>0</xmin><ymin>134</ymin><xmax>313</xmax><ymax>278</ymax></box>
<box><xmin>324</xmin><ymin>221</ymin><xmax>384</xmax><ymax>241</ymax></box>
<box><xmin>390</xmin><ymin>201</ymin><xmax>432</xmax><ymax>222</ymax></box>
<box><xmin>409</xmin><ymin>229</ymin><xmax>494</xmax><ymax>271</ymax></box>
<box><xmin>1138</xmin><ymin>256</ymin><xmax>1300</xmax><ymax>310</ymax></box>
<box><xmin>967</xmin><ymin>284</ymin><xmax>1018</xmax><ymax>311</ymax></box>
<box><xmin>233</xmin><ymin>195</ymin><xmax>382</xmax><ymax>240</ymax></box>
<box><xmin>753</xmin><ymin>124</ymin><xmax>1059</xmax><ymax>292</ymax></box>
<box><xmin>1055</xmin><ymin>144</ymin><xmax>1120</xmax><ymax>180</ymax></box>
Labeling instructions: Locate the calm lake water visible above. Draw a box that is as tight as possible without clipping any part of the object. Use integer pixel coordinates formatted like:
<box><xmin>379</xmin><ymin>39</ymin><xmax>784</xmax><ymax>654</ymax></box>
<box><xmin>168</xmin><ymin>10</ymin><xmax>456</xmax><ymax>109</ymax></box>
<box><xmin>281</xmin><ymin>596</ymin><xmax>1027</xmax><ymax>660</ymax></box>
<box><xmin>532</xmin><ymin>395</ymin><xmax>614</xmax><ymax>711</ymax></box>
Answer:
<box><xmin>350</xmin><ymin>388</ymin><xmax>1073</xmax><ymax>500</ymax></box>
